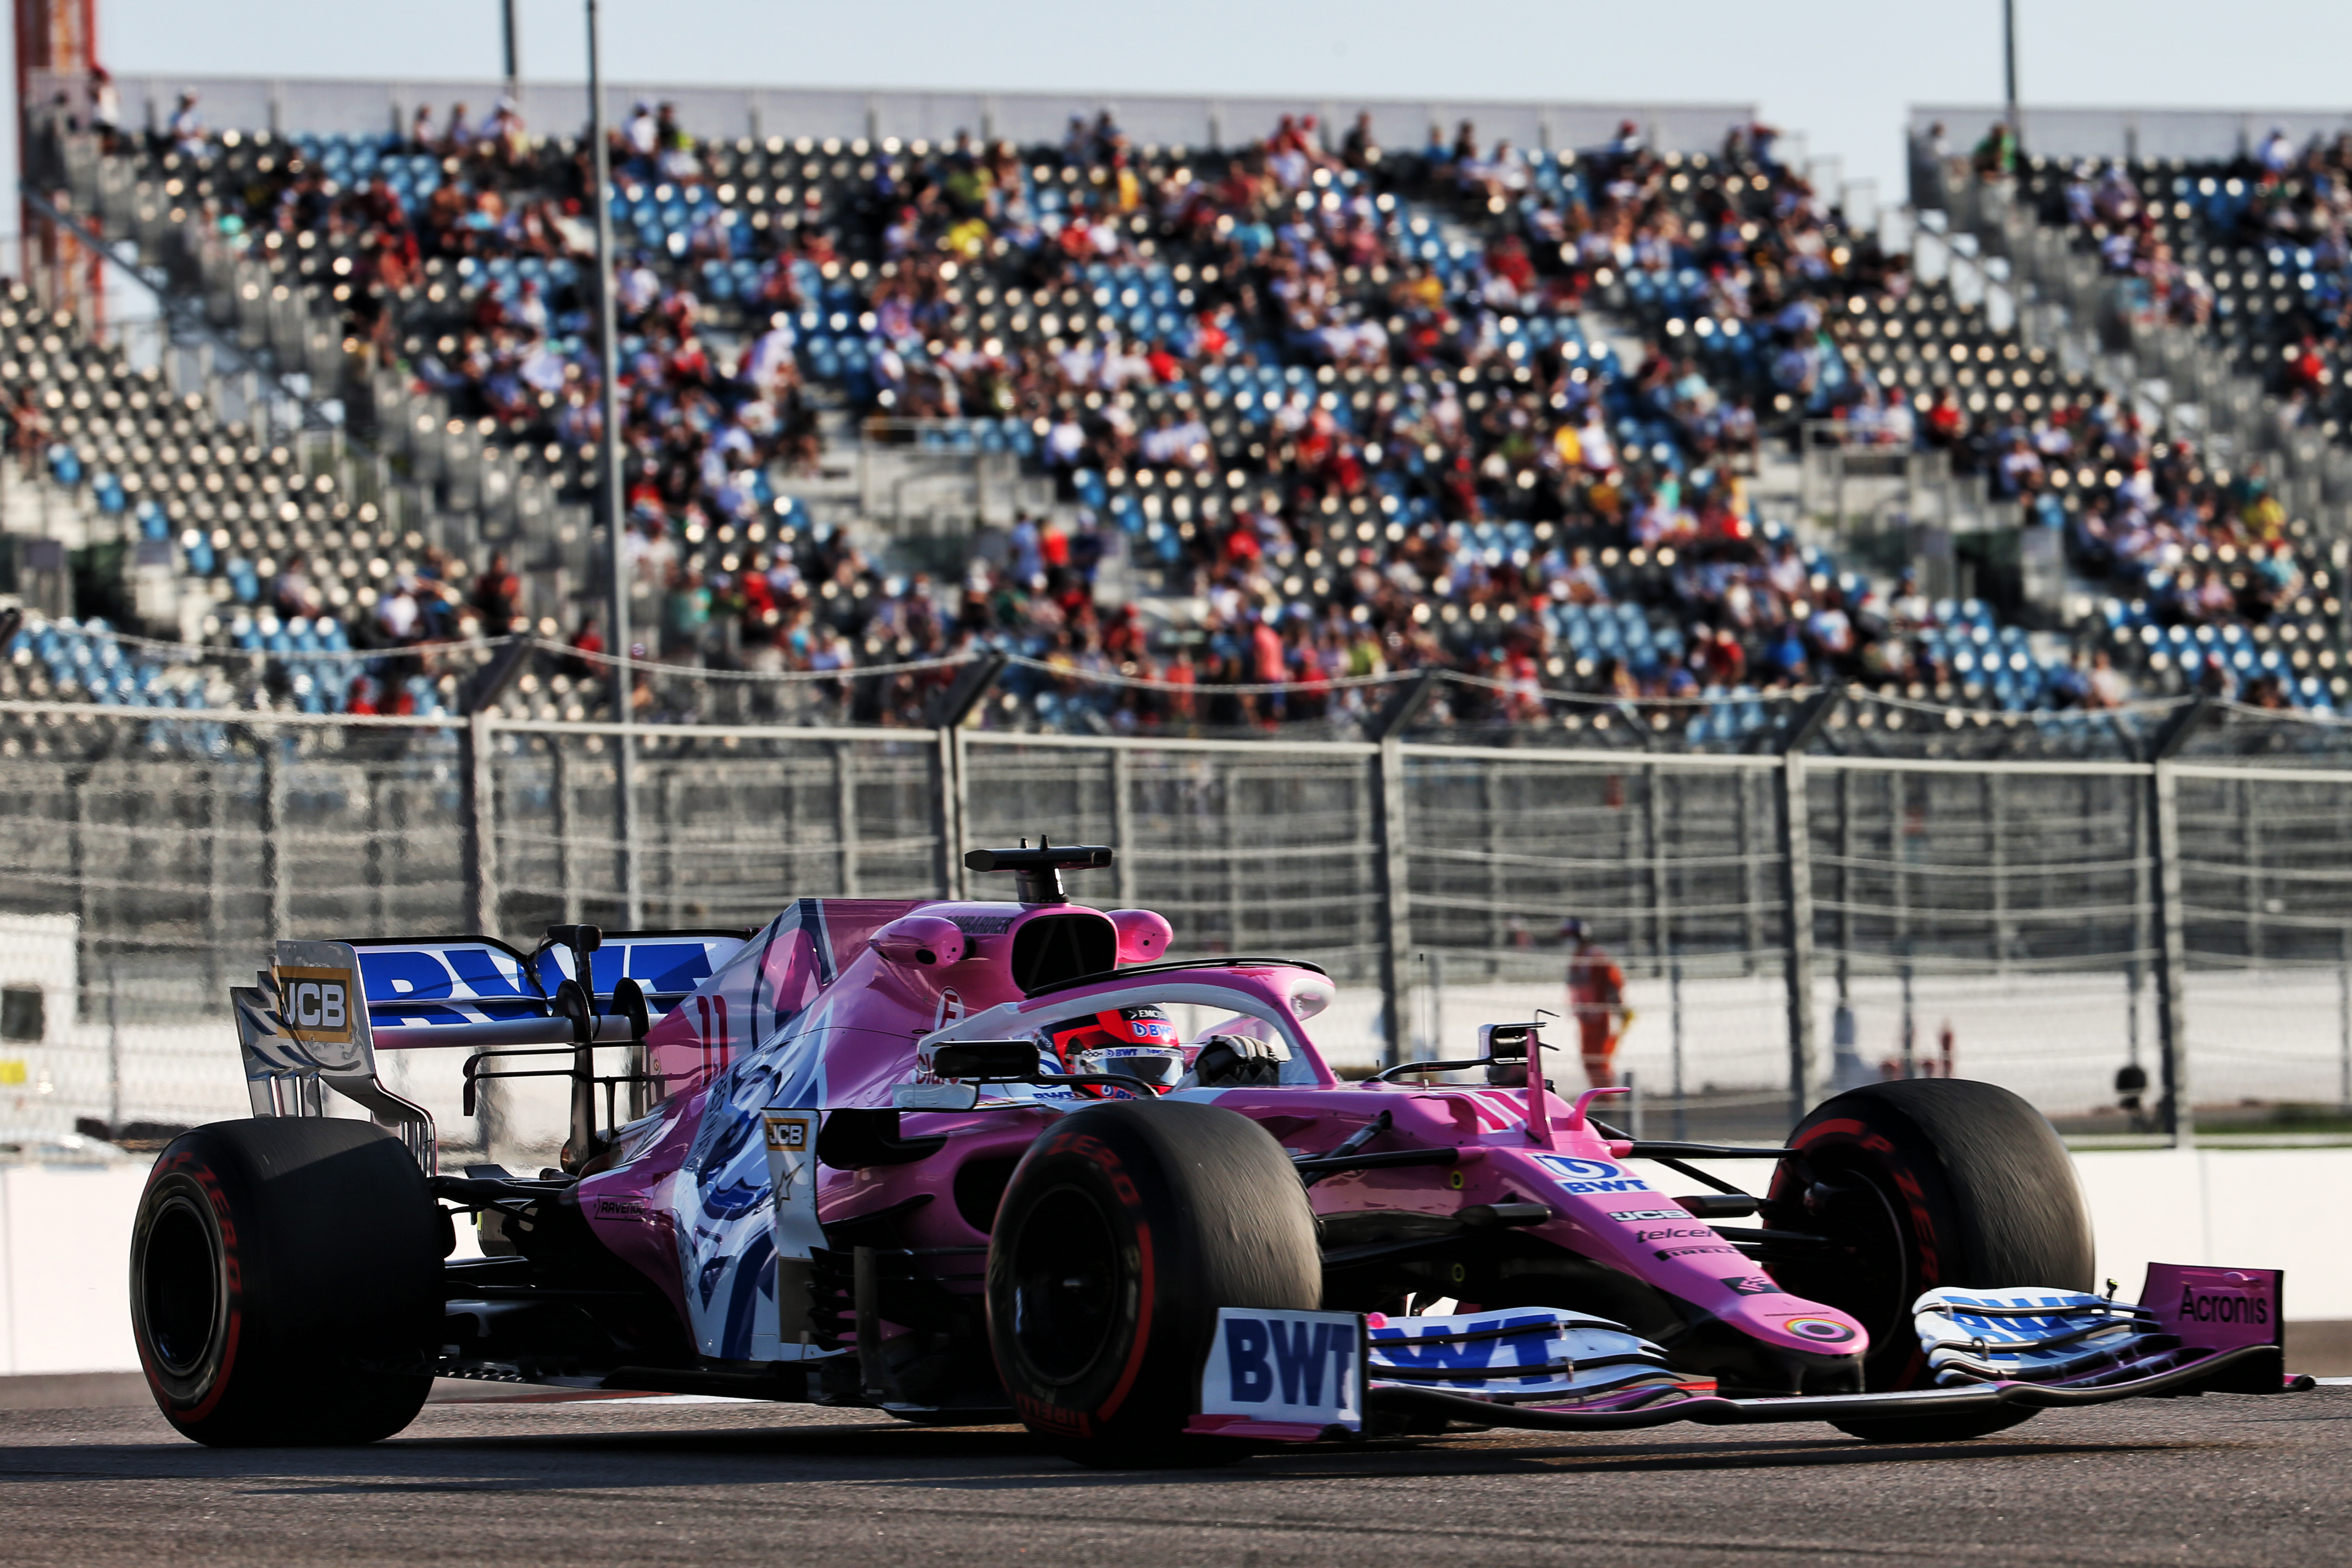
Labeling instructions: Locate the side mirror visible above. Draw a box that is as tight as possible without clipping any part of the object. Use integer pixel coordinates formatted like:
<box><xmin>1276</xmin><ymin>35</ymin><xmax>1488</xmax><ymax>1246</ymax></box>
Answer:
<box><xmin>1480</xmin><ymin>1022</ymin><xmax>1535</xmax><ymax>1063</ymax></box>
<box><xmin>926</xmin><ymin>1041</ymin><xmax>1040</xmax><ymax>1081</ymax></box>
<box><xmin>1480</xmin><ymin>1020</ymin><xmax>1535</xmax><ymax>1084</ymax></box>
<box><xmin>1107</xmin><ymin>908</ymin><xmax>1173</xmax><ymax>965</ymax></box>
<box><xmin>870</xmin><ymin>914</ymin><xmax>969</xmax><ymax>969</ymax></box>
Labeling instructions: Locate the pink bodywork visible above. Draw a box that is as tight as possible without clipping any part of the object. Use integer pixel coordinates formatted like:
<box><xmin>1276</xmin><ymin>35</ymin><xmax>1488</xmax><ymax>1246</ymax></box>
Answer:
<box><xmin>572</xmin><ymin>894</ymin><xmax>1868</xmax><ymax>1369</ymax></box>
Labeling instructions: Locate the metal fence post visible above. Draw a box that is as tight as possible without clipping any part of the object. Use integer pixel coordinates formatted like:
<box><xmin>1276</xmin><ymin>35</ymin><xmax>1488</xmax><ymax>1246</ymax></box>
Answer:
<box><xmin>1644</xmin><ymin>765</ymin><xmax>1669</xmax><ymax>976</ymax></box>
<box><xmin>940</xmin><ymin>728</ymin><xmax>966</xmax><ymax>899</ymax></box>
<box><xmin>924</xmin><ymin>654</ymin><xmax>1005</xmax><ymax>899</ymax></box>
<box><xmin>105</xmin><ymin>957</ymin><xmax>122</xmax><ymax>1132</ymax></box>
<box><xmin>1110</xmin><ymin>748</ymin><xmax>1137</xmax><ymax>908</ymax></box>
<box><xmin>2339</xmin><ymin>925</ymin><xmax>2351</xmax><ymax>1114</ymax></box>
<box><xmin>2147</xmin><ymin>700</ymin><xmax>2205</xmax><ymax>1147</ymax></box>
<box><xmin>553</xmin><ymin>739</ymin><xmax>578</xmax><ymax>924</ymax></box>
<box><xmin>206</xmin><ymin>766</ymin><xmax>230</xmax><ymax>998</ymax></box>
<box><xmin>617</xmin><ymin>725</ymin><xmax>643</xmax><ymax>929</ymax></box>
<box><xmin>833</xmin><ymin>741</ymin><xmax>862</xmax><ymax>897</ymax></box>
<box><xmin>65</xmin><ymin>764</ymin><xmax>92</xmax><ymax>1017</ymax></box>
<box><xmin>1736</xmin><ymin>771</ymin><xmax>1762</xmax><ymax>973</ymax></box>
<box><xmin>1373</xmin><ymin>736</ymin><xmax>1413</xmax><ymax>1068</ymax></box>
<box><xmin>464</xmin><ymin>711</ymin><xmax>500</xmax><ymax>938</ymax></box>
<box><xmin>1776</xmin><ymin>689</ymin><xmax>1840</xmax><ymax>1121</ymax></box>
<box><xmin>1986</xmin><ymin>773</ymin><xmax>2011</xmax><ymax>970</ymax></box>
<box><xmin>1482</xmin><ymin>763</ymin><xmax>1503</xmax><ymax>967</ymax></box>
<box><xmin>259</xmin><ymin>725</ymin><xmax>292</xmax><ymax>941</ymax></box>
<box><xmin>2127</xmin><ymin>776</ymin><xmax>2148</xmax><ymax>1076</ymax></box>
<box><xmin>1223</xmin><ymin>760</ymin><xmax>1246</xmax><ymax>950</ymax></box>
<box><xmin>472</xmin><ymin>737</ymin><xmax>510</xmax><ymax>1157</ymax></box>
<box><xmin>1834</xmin><ymin>769</ymin><xmax>1854</xmax><ymax>1003</ymax></box>
<box><xmin>1669</xmin><ymin>946</ymin><xmax>1687</xmax><ymax>1140</ymax></box>
<box><xmin>364</xmin><ymin>771</ymin><xmax>388</xmax><ymax>936</ymax></box>
<box><xmin>1367</xmin><ymin>671</ymin><xmax>1439</xmax><ymax>1071</ymax></box>
<box><xmin>2241</xmin><ymin>779</ymin><xmax>2262</xmax><ymax>962</ymax></box>
<box><xmin>2149</xmin><ymin>760</ymin><xmax>2191</xmax><ymax>1145</ymax></box>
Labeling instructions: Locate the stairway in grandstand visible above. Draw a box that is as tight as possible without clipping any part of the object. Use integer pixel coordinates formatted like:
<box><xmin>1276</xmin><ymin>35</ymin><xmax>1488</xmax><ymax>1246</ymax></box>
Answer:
<box><xmin>1926</xmin><ymin>149</ymin><xmax>2352</xmax><ymax>708</ymax></box>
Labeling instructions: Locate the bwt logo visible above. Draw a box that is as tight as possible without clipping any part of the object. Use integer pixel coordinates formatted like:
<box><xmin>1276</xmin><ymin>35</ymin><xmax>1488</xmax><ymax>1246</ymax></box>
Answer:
<box><xmin>1223</xmin><ymin>1318</ymin><xmax>1356</xmax><ymax>1406</ymax></box>
<box><xmin>1532</xmin><ymin>1154</ymin><xmax>1653</xmax><ymax>1196</ymax></box>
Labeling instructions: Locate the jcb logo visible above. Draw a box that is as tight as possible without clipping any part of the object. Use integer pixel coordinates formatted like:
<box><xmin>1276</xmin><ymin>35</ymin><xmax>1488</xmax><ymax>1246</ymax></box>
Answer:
<box><xmin>764</xmin><ymin>1117</ymin><xmax>812</xmax><ymax>1152</ymax></box>
<box><xmin>274</xmin><ymin>967</ymin><xmax>355</xmax><ymax>1045</ymax></box>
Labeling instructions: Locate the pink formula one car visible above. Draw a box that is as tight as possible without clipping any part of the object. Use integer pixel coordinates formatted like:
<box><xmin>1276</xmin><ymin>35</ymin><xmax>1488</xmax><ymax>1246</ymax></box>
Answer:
<box><xmin>130</xmin><ymin>844</ymin><xmax>2307</xmax><ymax>1463</ymax></box>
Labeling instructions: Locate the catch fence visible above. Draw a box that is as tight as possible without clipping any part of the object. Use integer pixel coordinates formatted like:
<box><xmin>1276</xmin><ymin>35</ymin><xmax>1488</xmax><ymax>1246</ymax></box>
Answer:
<box><xmin>1</xmin><ymin>674</ymin><xmax>2349</xmax><ymax>1156</ymax></box>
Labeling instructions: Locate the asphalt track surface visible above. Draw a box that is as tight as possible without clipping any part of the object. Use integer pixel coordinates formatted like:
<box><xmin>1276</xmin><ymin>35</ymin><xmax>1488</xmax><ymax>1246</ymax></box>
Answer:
<box><xmin>0</xmin><ymin>1388</ymin><xmax>2346</xmax><ymax>1567</ymax></box>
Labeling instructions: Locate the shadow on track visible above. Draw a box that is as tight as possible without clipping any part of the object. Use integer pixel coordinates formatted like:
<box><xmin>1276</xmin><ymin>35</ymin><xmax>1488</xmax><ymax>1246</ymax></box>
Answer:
<box><xmin>0</xmin><ymin>1412</ymin><xmax>2228</xmax><ymax>1498</ymax></box>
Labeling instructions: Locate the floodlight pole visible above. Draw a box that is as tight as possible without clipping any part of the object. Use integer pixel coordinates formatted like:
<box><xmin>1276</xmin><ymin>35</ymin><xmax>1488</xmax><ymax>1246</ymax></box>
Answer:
<box><xmin>501</xmin><ymin>0</ymin><xmax>521</xmax><ymax>103</ymax></box>
<box><xmin>586</xmin><ymin>0</ymin><xmax>642</xmax><ymax>926</ymax></box>
<box><xmin>2002</xmin><ymin>0</ymin><xmax>2021</xmax><ymax>154</ymax></box>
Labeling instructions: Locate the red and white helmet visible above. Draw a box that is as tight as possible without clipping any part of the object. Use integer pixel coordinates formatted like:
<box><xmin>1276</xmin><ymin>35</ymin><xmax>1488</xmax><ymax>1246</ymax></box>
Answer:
<box><xmin>1047</xmin><ymin>1004</ymin><xmax>1185</xmax><ymax>1097</ymax></box>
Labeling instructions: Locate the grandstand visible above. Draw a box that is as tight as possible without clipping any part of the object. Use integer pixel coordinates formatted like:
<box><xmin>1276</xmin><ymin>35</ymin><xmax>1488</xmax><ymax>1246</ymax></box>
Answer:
<box><xmin>2</xmin><ymin>82</ymin><xmax>2350</xmax><ymax>740</ymax></box>
<box><xmin>0</xmin><ymin>85</ymin><xmax>2064</xmax><ymax>731</ymax></box>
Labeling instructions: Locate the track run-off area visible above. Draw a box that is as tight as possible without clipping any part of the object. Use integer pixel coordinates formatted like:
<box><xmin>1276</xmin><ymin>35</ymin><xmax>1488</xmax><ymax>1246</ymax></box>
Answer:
<box><xmin>0</xmin><ymin>1385</ymin><xmax>2343</xmax><ymax>1567</ymax></box>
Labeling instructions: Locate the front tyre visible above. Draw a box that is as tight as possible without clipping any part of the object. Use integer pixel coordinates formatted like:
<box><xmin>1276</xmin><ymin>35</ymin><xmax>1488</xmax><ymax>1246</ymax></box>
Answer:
<box><xmin>131</xmin><ymin>1118</ymin><xmax>442</xmax><ymax>1446</ymax></box>
<box><xmin>1763</xmin><ymin>1078</ymin><xmax>2095</xmax><ymax>1445</ymax></box>
<box><xmin>986</xmin><ymin>1100</ymin><xmax>1321</xmax><ymax>1468</ymax></box>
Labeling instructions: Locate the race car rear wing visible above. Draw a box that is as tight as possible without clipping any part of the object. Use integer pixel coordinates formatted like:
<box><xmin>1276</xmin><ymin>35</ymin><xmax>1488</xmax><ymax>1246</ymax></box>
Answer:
<box><xmin>234</xmin><ymin>925</ymin><xmax>751</xmax><ymax>1173</ymax></box>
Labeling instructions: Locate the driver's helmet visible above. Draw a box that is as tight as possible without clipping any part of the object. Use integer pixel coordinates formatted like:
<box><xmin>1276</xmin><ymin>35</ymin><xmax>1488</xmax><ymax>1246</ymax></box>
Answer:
<box><xmin>1046</xmin><ymin>1004</ymin><xmax>1186</xmax><ymax>1098</ymax></box>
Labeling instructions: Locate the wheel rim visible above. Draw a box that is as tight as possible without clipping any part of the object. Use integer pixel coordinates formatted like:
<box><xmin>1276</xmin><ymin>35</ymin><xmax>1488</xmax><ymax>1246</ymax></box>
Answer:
<box><xmin>1773</xmin><ymin>1152</ymin><xmax>1917</xmax><ymax>1387</ymax></box>
<box><xmin>1004</xmin><ymin>1183</ymin><xmax>1123</xmax><ymax>1386</ymax></box>
<box><xmin>138</xmin><ymin>1188</ymin><xmax>225</xmax><ymax>1383</ymax></box>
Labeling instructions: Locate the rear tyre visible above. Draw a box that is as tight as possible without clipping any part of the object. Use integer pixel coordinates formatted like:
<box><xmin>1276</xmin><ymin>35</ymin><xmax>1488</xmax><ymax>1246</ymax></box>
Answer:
<box><xmin>1763</xmin><ymin>1078</ymin><xmax>2094</xmax><ymax>1445</ymax></box>
<box><xmin>986</xmin><ymin>1099</ymin><xmax>1321</xmax><ymax>1468</ymax></box>
<box><xmin>131</xmin><ymin>1118</ymin><xmax>442</xmax><ymax>1446</ymax></box>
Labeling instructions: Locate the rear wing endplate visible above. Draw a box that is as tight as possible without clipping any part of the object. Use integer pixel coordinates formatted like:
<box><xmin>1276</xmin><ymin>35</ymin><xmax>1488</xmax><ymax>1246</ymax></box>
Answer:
<box><xmin>235</xmin><ymin>939</ymin><xmax>440</xmax><ymax>1174</ymax></box>
<box><xmin>234</xmin><ymin>930</ymin><xmax>752</xmax><ymax>1173</ymax></box>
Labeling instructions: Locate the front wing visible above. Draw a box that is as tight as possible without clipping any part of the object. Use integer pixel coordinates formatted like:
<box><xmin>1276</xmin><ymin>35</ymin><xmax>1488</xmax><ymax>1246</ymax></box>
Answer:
<box><xmin>1188</xmin><ymin>1263</ymin><xmax>2312</xmax><ymax>1443</ymax></box>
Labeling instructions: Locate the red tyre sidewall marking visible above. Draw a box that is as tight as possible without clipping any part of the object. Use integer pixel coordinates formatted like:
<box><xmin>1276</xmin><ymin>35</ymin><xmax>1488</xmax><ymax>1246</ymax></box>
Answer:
<box><xmin>137</xmin><ymin>1151</ymin><xmax>245</xmax><ymax>1422</ymax></box>
<box><xmin>1030</xmin><ymin>1127</ymin><xmax>1157</xmax><ymax>1429</ymax></box>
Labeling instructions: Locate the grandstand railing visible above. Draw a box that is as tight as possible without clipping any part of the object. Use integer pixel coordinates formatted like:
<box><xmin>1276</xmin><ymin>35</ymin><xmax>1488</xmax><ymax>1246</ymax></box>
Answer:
<box><xmin>1909</xmin><ymin>105</ymin><xmax>2352</xmax><ymax>168</ymax></box>
<box><xmin>50</xmin><ymin>71</ymin><xmax>1756</xmax><ymax>159</ymax></box>
<box><xmin>3</xmin><ymin>676</ymin><xmax>2349</xmax><ymax>1156</ymax></box>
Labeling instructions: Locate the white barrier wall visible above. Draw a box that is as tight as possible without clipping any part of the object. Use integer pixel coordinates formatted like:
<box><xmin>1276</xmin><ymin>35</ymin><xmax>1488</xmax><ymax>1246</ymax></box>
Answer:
<box><xmin>0</xmin><ymin>1163</ymin><xmax>150</xmax><ymax>1376</ymax></box>
<box><xmin>0</xmin><ymin>1147</ymin><xmax>2345</xmax><ymax>1375</ymax></box>
<box><xmin>2076</xmin><ymin>1149</ymin><xmax>2352</xmax><ymax>1323</ymax></box>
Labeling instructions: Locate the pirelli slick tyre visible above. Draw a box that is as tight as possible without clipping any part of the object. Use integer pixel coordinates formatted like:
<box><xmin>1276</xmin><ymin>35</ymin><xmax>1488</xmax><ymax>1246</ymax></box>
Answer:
<box><xmin>1763</xmin><ymin>1078</ymin><xmax>2096</xmax><ymax>1445</ymax></box>
<box><xmin>130</xmin><ymin>1117</ymin><xmax>442</xmax><ymax>1446</ymax></box>
<box><xmin>986</xmin><ymin>1099</ymin><xmax>1321</xmax><ymax>1468</ymax></box>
